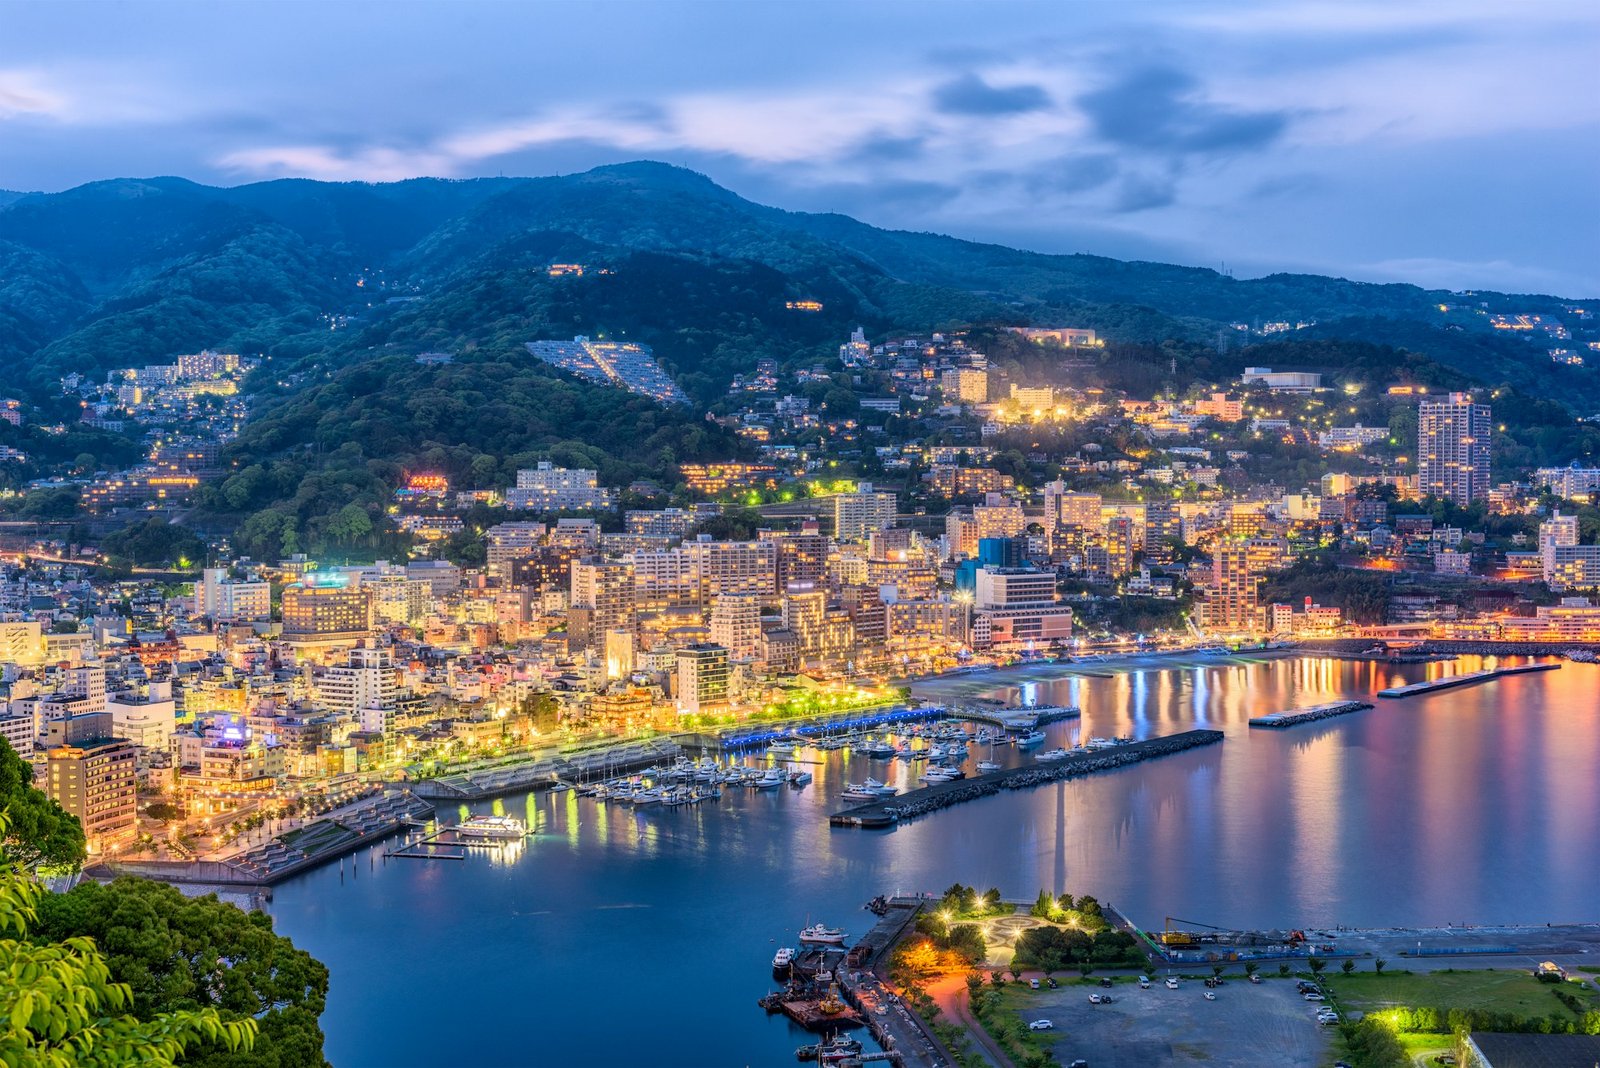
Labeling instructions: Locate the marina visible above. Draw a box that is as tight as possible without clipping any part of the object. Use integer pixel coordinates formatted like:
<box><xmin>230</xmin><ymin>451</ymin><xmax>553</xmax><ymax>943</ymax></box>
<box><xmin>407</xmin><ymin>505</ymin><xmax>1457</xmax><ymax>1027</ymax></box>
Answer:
<box><xmin>1247</xmin><ymin>699</ymin><xmax>1375</xmax><ymax>728</ymax></box>
<box><xmin>261</xmin><ymin>654</ymin><xmax>1599</xmax><ymax>1068</ymax></box>
<box><xmin>1376</xmin><ymin>661</ymin><xmax>1560</xmax><ymax>698</ymax></box>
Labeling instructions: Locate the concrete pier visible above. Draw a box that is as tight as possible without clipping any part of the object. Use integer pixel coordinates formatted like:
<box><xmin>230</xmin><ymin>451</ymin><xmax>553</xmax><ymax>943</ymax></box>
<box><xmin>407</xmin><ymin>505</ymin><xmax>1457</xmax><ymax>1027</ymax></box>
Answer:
<box><xmin>829</xmin><ymin>730</ymin><xmax>1224</xmax><ymax>827</ymax></box>
<box><xmin>1376</xmin><ymin>662</ymin><xmax>1559</xmax><ymax>698</ymax></box>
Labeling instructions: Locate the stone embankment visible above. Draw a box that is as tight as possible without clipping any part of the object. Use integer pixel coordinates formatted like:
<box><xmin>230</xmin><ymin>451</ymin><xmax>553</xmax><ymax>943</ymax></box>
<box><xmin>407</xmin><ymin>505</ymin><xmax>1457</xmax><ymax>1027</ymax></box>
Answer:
<box><xmin>829</xmin><ymin>730</ymin><xmax>1223</xmax><ymax>827</ymax></box>
<box><xmin>1249</xmin><ymin>700</ymin><xmax>1374</xmax><ymax>729</ymax></box>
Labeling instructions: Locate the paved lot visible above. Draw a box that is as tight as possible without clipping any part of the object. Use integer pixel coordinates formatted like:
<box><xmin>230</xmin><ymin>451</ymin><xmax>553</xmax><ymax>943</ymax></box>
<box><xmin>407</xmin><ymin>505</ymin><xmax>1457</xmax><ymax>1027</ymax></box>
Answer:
<box><xmin>1020</xmin><ymin>979</ymin><xmax>1334</xmax><ymax>1067</ymax></box>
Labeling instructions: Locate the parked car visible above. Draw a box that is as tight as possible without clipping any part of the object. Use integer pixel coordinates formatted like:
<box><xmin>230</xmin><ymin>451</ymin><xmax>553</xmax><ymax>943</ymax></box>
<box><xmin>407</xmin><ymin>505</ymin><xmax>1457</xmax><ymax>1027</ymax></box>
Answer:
<box><xmin>1069</xmin><ymin>1061</ymin><xmax>1089</xmax><ymax>1068</ymax></box>
<box><xmin>1165</xmin><ymin>977</ymin><xmax>1180</xmax><ymax>989</ymax></box>
<box><xmin>1138</xmin><ymin>978</ymin><xmax>1151</xmax><ymax>989</ymax></box>
<box><xmin>1028</xmin><ymin>1020</ymin><xmax>1054</xmax><ymax>1031</ymax></box>
<box><xmin>1249</xmin><ymin>974</ymin><xmax>1263</xmax><ymax>984</ymax></box>
<box><xmin>1088</xmin><ymin>994</ymin><xmax>1103</xmax><ymax>1004</ymax></box>
<box><xmin>1099</xmin><ymin>977</ymin><xmax>1113</xmax><ymax>988</ymax></box>
<box><xmin>1030</xmin><ymin>978</ymin><xmax>1040</xmax><ymax>990</ymax></box>
<box><xmin>1203</xmin><ymin>991</ymin><xmax>1217</xmax><ymax>1001</ymax></box>
<box><xmin>1304</xmin><ymin>993</ymin><xmax>1326</xmax><ymax>1001</ymax></box>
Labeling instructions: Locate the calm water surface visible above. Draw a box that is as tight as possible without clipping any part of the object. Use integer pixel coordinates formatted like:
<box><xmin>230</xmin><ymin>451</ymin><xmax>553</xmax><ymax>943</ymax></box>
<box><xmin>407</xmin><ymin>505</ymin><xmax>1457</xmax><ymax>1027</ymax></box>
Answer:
<box><xmin>267</xmin><ymin>654</ymin><xmax>1600</xmax><ymax>1067</ymax></box>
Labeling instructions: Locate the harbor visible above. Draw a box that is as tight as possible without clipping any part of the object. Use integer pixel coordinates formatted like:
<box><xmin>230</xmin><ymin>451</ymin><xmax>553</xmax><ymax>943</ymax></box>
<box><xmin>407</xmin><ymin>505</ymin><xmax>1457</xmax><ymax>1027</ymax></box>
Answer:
<box><xmin>828</xmin><ymin>730</ymin><xmax>1224</xmax><ymax>827</ymax></box>
<box><xmin>1248</xmin><ymin>699</ymin><xmax>1374</xmax><ymax>729</ymax></box>
<box><xmin>1376</xmin><ymin>661</ymin><xmax>1560</xmax><ymax>698</ymax></box>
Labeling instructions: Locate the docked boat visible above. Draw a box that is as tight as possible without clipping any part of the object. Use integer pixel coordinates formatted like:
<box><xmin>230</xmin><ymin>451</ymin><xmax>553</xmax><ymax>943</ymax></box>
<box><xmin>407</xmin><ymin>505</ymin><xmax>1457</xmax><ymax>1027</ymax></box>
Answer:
<box><xmin>453</xmin><ymin>815</ymin><xmax>526</xmax><ymax>840</ymax></box>
<box><xmin>773</xmin><ymin>946</ymin><xmax>795</xmax><ymax>970</ymax></box>
<box><xmin>1035</xmin><ymin>748</ymin><xmax>1071</xmax><ymax>761</ymax></box>
<box><xmin>798</xmin><ymin>924</ymin><xmax>847</xmax><ymax>945</ymax></box>
<box><xmin>1015</xmin><ymin>729</ymin><xmax>1047</xmax><ymax>747</ymax></box>
<box><xmin>1086</xmin><ymin>736</ymin><xmax>1133</xmax><ymax>750</ymax></box>
<box><xmin>753</xmin><ymin>769</ymin><xmax>787</xmax><ymax>789</ymax></box>
<box><xmin>767</xmin><ymin>740</ymin><xmax>799</xmax><ymax>756</ymax></box>
<box><xmin>922</xmin><ymin>767</ymin><xmax>962</xmax><ymax>784</ymax></box>
<box><xmin>863</xmin><ymin>778</ymin><xmax>896</xmax><ymax>796</ymax></box>
<box><xmin>788</xmin><ymin>770</ymin><xmax>814</xmax><ymax>787</ymax></box>
<box><xmin>862</xmin><ymin>741</ymin><xmax>896</xmax><ymax>759</ymax></box>
<box><xmin>976</xmin><ymin>760</ymin><xmax>1002</xmax><ymax>773</ymax></box>
<box><xmin>840</xmin><ymin>786</ymin><xmax>878</xmax><ymax>802</ymax></box>
<box><xmin>631</xmin><ymin>788</ymin><xmax>664</xmax><ymax>806</ymax></box>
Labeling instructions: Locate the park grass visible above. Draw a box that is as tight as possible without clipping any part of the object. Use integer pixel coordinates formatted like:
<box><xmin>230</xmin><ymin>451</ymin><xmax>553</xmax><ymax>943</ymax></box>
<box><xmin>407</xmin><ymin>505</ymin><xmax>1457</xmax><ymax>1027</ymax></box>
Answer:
<box><xmin>1328</xmin><ymin>969</ymin><xmax>1600</xmax><ymax>1021</ymax></box>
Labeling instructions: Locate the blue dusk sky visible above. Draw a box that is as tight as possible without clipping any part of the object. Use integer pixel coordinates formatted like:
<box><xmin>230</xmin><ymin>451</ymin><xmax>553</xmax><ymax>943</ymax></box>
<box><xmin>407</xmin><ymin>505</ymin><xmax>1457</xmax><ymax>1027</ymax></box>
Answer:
<box><xmin>3</xmin><ymin>0</ymin><xmax>1597</xmax><ymax>294</ymax></box>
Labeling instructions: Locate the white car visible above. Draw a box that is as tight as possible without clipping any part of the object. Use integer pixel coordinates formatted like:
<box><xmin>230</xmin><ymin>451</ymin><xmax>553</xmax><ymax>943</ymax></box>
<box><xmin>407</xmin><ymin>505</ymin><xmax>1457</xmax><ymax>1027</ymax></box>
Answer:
<box><xmin>1028</xmin><ymin>1020</ymin><xmax>1054</xmax><ymax>1031</ymax></box>
<box><xmin>1203</xmin><ymin>991</ymin><xmax>1217</xmax><ymax>1001</ymax></box>
<box><xmin>1304</xmin><ymin>993</ymin><xmax>1326</xmax><ymax>1001</ymax></box>
<box><xmin>1088</xmin><ymin>994</ymin><xmax>1103</xmax><ymax>1004</ymax></box>
<box><xmin>1165</xmin><ymin>978</ymin><xmax>1180</xmax><ymax>989</ymax></box>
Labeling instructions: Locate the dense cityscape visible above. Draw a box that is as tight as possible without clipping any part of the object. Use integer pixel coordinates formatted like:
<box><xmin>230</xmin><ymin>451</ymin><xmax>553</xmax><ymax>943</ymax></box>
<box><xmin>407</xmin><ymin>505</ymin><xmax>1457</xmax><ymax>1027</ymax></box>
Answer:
<box><xmin>2</xmin><ymin>3</ymin><xmax>1597</xmax><ymax>1068</ymax></box>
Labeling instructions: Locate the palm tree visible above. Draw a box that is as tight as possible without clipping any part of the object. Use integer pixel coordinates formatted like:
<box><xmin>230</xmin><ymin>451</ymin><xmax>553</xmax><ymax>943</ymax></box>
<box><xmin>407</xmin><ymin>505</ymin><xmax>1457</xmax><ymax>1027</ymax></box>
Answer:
<box><xmin>1278</xmin><ymin>963</ymin><xmax>1290</xmax><ymax>977</ymax></box>
<box><xmin>1374</xmin><ymin>958</ymin><xmax>1387</xmax><ymax>974</ymax></box>
<box><xmin>1309</xmin><ymin>957</ymin><xmax>1326</xmax><ymax>976</ymax></box>
<box><xmin>1341</xmin><ymin>960</ymin><xmax>1356</xmax><ymax>976</ymax></box>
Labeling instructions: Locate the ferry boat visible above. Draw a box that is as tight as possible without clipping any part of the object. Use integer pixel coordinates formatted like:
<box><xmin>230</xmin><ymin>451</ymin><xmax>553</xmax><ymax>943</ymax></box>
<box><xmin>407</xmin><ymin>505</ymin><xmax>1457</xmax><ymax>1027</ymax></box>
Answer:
<box><xmin>798</xmin><ymin>924</ymin><xmax>847</xmax><ymax>945</ymax></box>
<box><xmin>453</xmin><ymin>815</ymin><xmax>526</xmax><ymax>840</ymax></box>
<box><xmin>772</xmin><ymin>946</ymin><xmax>795</xmax><ymax>970</ymax></box>
<box><xmin>1015</xmin><ymin>729</ymin><xmax>1047</xmax><ymax>747</ymax></box>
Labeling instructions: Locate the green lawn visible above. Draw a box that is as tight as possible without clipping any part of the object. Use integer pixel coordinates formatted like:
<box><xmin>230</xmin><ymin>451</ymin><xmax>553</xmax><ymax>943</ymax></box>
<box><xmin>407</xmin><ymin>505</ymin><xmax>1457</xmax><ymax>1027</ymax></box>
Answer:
<box><xmin>1329</xmin><ymin>969</ymin><xmax>1600</xmax><ymax>1021</ymax></box>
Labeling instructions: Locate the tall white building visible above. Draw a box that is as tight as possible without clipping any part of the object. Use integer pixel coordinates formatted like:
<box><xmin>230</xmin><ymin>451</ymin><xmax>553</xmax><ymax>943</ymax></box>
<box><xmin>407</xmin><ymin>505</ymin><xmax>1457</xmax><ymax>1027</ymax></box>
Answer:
<box><xmin>317</xmin><ymin>648</ymin><xmax>398</xmax><ymax>735</ymax></box>
<box><xmin>506</xmin><ymin>462</ymin><xmax>613</xmax><ymax>511</ymax></box>
<box><xmin>195</xmin><ymin>568</ymin><xmax>271</xmax><ymax>622</ymax></box>
<box><xmin>709</xmin><ymin>595</ymin><xmax>763</xmax><ymax>659</ymax></box>
<box><xmin>676</xmin><ymin>643</ymin><xmax>730</xmax><ymax>715</ymax></box>
<box><xmin>1418</xmin><ymin>392</ymin><xmax>1491</xmax><ymax>504</ymax></box>
<box><xmin>107</xmin><ymin>681</ymin><xmax>176</xmax><ymax>751</ymax></box>
<box><xmin>832</xmin><ymin>484</ymin><xmax>897</xmax><ymax>543</ymax></box>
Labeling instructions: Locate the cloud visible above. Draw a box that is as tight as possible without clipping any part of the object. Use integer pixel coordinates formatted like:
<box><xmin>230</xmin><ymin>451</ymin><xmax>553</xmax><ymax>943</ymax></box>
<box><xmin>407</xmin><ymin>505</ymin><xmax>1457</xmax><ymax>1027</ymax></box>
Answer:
<box><xmin>1023</xmin><ymin>154</ymin><xmax>1119</xmax><ymax>196</ymax></box>
<box><xmin>0</xmin><ymin>70</ymin><xmax>65</xmax><ymax>119</ymax></box>
<box><xmin>1112</xmin><ymin>173</ymin><xmax>1178</xmax><ymax>213</ymax></box>
<box><xmin>932</xmin><ymin>73</ymin><xmax>1052</xmax><ymax>116</ymax></box>
<box><xmin>1077</xmin><ymin>66</ymin><xmax>1290</xmax><ymax>154</ymax></box>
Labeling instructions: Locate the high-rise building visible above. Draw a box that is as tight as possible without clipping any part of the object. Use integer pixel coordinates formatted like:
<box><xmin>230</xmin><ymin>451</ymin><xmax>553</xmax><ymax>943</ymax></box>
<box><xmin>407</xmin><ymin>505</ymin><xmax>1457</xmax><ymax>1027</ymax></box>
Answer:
<box><xmin>569</xmin><ymin>561</ymin><xmax>636</xmax><ymax>649</ymax></box>
<box><xmin>832</xmin><ymin>484</ymin><xmax>897</xmax><ymax>542</ymax></box>
<box><xmin>505</xmin><ymin>462</ymin><xmax>613</xmax><ymax>512</ymax></box>
<box><xmin>1204</xmin><ymin>542</ymin><xmax>1262</xmax><ymax>632</ymax></box>
<box><xmin>762</xmin><ymin>524</ymin><xmax>828</xmax><ymax>590</ymax></box>
<box><xmin>195</xmin><ymin>568</ymin><xmax>271</xmax><ymax>622</ymax></box>
<box><xmin>281</xmin><ymin>577</ymin><xmax>375</xmax><ymax>646</ymax></box>
<box><xmin>940</xmin><ymin>367</ymin><xmax>988</xmax><ymax>405</ymax></box>
<box><xmin>1541</xmin><ymin>511</ymin><xmax>1600</xmax><ymax>590</ymax></box>
<box><xmin>971</xmin><ymin>567</ymin><xmax>1072</xmax><ymax>647</ymax></box>
<box><xmin>43</xmin><ymin>712</ymin><xmax>136</xmax><ymax>854</ymax></box>
<box><xmin>1418</xmin><ymin>392</ymin><xmax>1491</xmax><ymax>504</ymax></box>
<box><xmin>485</xmin><ymin>522</ymin><xmax>547</xmax><ymax>582</ymax></box>
<box><xmin>676</xmin><ymin>643</ymin><xmax>730</xmax><ymax>715</ymax></box>
<box><xmin>317</xmin><ymin>648</ymin><xmax>398</xmax><ymax>734</ymax></box>
<box><xmin>709</xmin><ymin>595</ymin><xmax>763</xmax><ymax>659</ymax></box>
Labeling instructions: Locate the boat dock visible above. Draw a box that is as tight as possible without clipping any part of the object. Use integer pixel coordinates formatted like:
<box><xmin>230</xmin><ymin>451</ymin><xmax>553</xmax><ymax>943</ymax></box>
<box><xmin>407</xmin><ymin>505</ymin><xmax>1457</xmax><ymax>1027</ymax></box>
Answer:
<box><xmin>1376</xmin><ymin>662</ymin><xmax>1559</xmax><ymax>698</ymax></box>
<box><xmin>949</xmin><ymin>702</ymin><xmax>1081</xmax><ymax>731</ymax></box>
<box><xmin>1248</xmin><ymin>700</ymin><xmax>1374</xmax><ymax>728</ymax></box>
<box><xmin>828</xmin><ymin>730</ymin><xmax>1224</xmax><ymax>827</ymax></box>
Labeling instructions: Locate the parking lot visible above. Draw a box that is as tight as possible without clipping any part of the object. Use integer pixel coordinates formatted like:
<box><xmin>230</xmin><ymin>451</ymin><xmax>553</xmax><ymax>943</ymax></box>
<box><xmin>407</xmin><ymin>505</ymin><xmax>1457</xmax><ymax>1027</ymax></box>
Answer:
<box><xmin>1019</xmin><ymin>978</ymin><xmax>1335</xmax><ymax>1067</ymax></box>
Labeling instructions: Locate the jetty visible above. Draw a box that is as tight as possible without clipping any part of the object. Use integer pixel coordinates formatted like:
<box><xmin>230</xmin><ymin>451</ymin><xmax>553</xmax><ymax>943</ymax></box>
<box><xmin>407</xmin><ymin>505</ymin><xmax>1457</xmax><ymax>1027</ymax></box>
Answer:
<box><xmin>948</xmin><ymin>701</ymin><xmax>1081</xmax><ymax>731</ymax></box>
<box><xmin>828</xmin><ymin>730</ymin><xmax>1224</xmax><ymax>827</ymax></box>
<box><xmin>1249</xmin><ymin>699</ymin><xmax>1373</xmax><ymax>729</ymax></box>
<box><xmin>1376</xmin><ymin>662</ymin><xmax>1559</xmax><ymax>698</ymax></box>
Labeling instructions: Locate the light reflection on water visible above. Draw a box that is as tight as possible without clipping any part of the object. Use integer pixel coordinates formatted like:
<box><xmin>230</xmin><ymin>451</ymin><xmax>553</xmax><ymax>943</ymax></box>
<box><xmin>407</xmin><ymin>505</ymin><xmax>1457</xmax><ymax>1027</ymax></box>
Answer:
<box><xmin>269</xmin><ymin>655</ymin><xmax>1599</xmax><ymax>1068</ymax></box>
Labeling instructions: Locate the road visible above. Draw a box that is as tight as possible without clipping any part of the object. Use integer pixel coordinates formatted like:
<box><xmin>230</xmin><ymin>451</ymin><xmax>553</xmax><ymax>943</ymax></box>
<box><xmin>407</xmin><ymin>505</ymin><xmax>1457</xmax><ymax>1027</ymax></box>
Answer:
<box><xmin>926</xmin><ymin>975</ymin><xmax>1013</xmax><ymax>1068</ymax></box>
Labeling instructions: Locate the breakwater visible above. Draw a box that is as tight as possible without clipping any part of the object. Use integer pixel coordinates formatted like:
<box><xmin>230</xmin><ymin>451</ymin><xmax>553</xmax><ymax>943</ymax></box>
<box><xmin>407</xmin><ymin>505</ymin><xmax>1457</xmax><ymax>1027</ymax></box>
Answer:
<box><xmin>829</xmin><ymin>730</ymin><xmax>1224</xmax><ymax>827</ymax></box>
<box><xmin>1377</xmin><ymin>662</ymin><xmax>1560</xmax><ymax>698</ymax></box>
<box><xmin>1249</xmin><ymin>700</ymin><xmax>1374</xmax><ymax>729</ymax></box>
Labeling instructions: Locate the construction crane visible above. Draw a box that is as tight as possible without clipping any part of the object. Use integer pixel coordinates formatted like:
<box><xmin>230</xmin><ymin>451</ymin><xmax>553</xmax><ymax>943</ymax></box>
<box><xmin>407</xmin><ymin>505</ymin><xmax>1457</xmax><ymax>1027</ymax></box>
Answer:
<box><xmin>1160</xmin><ymin>917</ymin><xmax>1230</xmax><ymax>946</ymax></box>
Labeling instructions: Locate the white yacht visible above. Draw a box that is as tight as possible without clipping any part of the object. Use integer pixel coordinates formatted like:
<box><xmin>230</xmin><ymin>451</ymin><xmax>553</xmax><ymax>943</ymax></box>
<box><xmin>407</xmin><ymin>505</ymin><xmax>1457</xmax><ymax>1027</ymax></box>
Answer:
<box><xmin>753</xmin><ymin>768</ymin><xmax>787</xmax><ymax>789</ymax></box>
<box><xmin>976</xmin><ymin>760</ymin><xmax>1002</xmax><ymax>773</ymax></box>
<box><xmin>798</xmin><ymin>924</ymin><xmax>847</xmax><ymax>946</ymax></box>
<box><xmin>453</xmin><ymin>815</ymin><xmax>526</xmax><ymax>840</ymax></box>
<box><xmin>1015</xmin><ymin>729</ymin><xmax>1047</xmax><ymax>747</ymax></box>
<box><xmin>1087</xmin><ymin>736</ymin><xmax>1133</xmax><ymax>750</ymax></box>
<box><xmin>1035</xmin><ymin>748</ymin><xmax>1071</xmax><ymax>762</ymax></box>
<box><xmin>767</xmin><ymin>740</ymin><xmax>798</xmax><ymax>757</ymax></box>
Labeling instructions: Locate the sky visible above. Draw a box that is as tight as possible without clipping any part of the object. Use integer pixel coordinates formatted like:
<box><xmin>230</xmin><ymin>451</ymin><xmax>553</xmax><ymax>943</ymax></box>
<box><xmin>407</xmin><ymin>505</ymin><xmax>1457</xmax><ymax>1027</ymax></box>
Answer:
<box><xmin>3</xmin><ymin>0</ymin><xmax>1598</xmax><ymax>295</ymax></box>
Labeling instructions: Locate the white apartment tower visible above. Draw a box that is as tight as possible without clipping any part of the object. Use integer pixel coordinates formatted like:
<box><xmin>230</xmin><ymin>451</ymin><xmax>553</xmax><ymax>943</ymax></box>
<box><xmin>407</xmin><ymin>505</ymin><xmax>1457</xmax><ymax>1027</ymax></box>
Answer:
<box><xmin>1418</xmin><ymin>392</ymin><xmax>1491</xmax><ymax>504</ymax></box>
